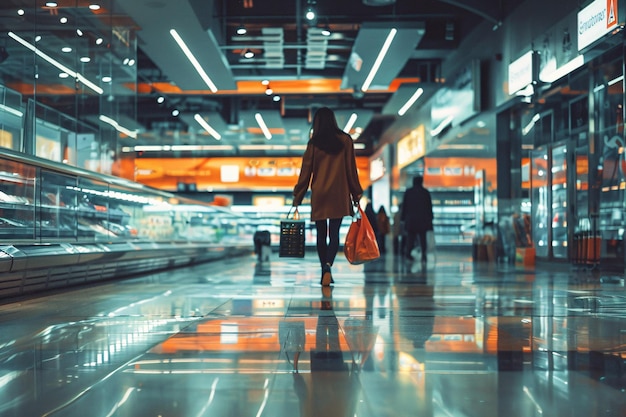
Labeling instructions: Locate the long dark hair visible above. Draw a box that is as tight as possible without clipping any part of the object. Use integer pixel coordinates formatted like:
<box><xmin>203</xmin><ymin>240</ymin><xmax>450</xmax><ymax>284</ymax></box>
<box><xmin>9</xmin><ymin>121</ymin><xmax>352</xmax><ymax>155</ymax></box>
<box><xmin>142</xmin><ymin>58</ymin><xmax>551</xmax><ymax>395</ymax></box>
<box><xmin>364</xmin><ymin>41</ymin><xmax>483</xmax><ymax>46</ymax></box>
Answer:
<box><xmin>309</xmin><ymin>107</ymin><xmax>344</xmax><ymax>154</ymax></box>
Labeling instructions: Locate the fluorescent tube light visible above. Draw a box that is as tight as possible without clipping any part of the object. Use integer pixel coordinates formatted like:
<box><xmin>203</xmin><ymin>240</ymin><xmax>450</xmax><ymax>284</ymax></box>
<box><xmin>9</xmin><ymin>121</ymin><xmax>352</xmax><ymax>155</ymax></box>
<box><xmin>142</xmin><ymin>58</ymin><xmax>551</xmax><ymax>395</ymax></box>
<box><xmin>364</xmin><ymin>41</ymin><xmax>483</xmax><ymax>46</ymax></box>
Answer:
<box><xmin>127</xmin><ymin>145</ymin><xmax>234</xmax><ymax>152</ymax></box>
<box><xmin>539</xmin><ymin>54</ymin><xmax>584</xmax><ymax>83</ymax></box>
<box><xmin>522</xmin><ymin>113</ymin><xmax>540</xmax><ymax>136</ymax></box>
<box><xmin>99</xmin><ymin>115</ymin><xmax>138</xmax><ymax>139</ymax></box>
<box><xmin>343</xmin><ymin>112</ymin><xmax>358</xmax><ymax>133</ymax></box>
<box><xmin>170</xmin><ymin>29</ymin><xmax>218</xmax><ymax>93</ymax></box>
<box><xmin>194</xmin><ymin>114</ymin><xmax>222</xmax><ymax>140</ymax></box>
<box><xmin>0</xmin><ymin>104</ymin><xmax>23</xmax><ymax>117</ymax></box>
<box><xmin>361</xmin><ymin>28</ymin><xmax>397</xmax><ymax>92</ymax></box>
<box><xmin>255</xmin><ymin>113</ymin><xmax>272</xmax><ymax>139</ymax></box>
<box><xmin>608</xmin><ymin>75</ymin><xmax>624</xmax><ymax>86</ymax></box>
<box><xmin>397</xmin><ymin>87</ymin><xmax>424</xmax><ymax>116</ymax></box>
<box><xmin>8</xmin><ymin>31</ymin><xmax>103</xmax><ymax>95</ymax></box>
<box><xmin>430</xmin><ymin>115</ymin><xmax>453</xmax><ymax>137</ymax></box>
<box><xmin>239</xmin><ymin>145</ymin><xmax>288</xmax><ymax>151</ymax></box>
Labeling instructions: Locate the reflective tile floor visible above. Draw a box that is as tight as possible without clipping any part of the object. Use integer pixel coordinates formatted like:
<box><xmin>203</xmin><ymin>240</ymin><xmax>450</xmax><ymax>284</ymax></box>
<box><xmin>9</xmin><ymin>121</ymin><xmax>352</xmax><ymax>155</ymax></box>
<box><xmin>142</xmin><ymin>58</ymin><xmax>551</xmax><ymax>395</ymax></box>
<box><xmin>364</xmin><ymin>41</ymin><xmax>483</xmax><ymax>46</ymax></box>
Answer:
<box><xmin>1</xmin><ymin>248</ymin><xmax>626</xmax><ymax>417</ymax></box>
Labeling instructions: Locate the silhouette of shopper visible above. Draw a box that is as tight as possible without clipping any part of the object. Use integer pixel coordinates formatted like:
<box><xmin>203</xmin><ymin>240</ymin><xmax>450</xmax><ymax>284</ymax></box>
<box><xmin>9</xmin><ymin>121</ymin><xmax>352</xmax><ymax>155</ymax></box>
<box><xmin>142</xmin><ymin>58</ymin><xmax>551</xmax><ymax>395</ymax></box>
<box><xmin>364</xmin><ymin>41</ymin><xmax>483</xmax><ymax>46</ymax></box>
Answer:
<box><xmin>401</xmin><ymin>175</ymin><xmax>433</xmax><ymax>263</ymax></box>
<box><xmin>293</xmin><ymin>107</ymin><xmax>363</xmax><ymax>286</ymax></box>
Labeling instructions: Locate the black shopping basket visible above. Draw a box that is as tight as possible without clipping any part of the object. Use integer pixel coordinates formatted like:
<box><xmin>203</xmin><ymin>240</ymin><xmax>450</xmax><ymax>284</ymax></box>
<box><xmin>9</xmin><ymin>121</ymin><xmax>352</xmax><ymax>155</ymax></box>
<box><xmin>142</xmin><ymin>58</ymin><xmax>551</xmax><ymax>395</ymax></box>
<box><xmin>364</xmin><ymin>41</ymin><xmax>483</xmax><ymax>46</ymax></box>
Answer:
<box><xmin>279</xmin><ymin>207</ymin><xmax>305</xmax><ymax>258</ymax></box>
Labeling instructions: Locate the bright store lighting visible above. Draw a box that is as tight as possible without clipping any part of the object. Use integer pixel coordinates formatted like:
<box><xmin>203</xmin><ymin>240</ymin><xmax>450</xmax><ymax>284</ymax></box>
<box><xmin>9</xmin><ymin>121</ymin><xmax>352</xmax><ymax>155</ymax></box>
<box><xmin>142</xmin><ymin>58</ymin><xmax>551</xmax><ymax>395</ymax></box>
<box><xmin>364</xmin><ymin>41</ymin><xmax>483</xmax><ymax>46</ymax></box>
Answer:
<box><xmin>8</xmin><ymin>31</ymin><xmax>103</xmax><ymax>94</ymax></box>
<box><xmin>255</xmin><ymin>113</ymin><xmax>272</xmax><ymax>139</ymax></box>
<box><xmin>0</xmin><ymin>104</ymin><xmax>23</xmax><ymax>117</ymax></box>
<box><xmin>343</xmin><ymin>113</ymin><xmax>358</xmax><ymax>133</ymax></box>
<box><xmin>89</xmin><ymin>4</ymin><xmax>101</xmax><ymax>10</ymax></box>
<box><xmin>539</xmin><ymin>54</ymin><xmax>585</xmax><ymax>83</ymax></box>
<box><xmin>99</xmin><ymin>115</ymin><xmax>138</xmax><ymax>139</ymax></box>
<box><xmin>170</xmin><ymin>29</ymin><xmax>218</xmax><ymax>93</ymax></box>
<box><xmin>305</xmin><ymin>8</ymin><xmax>316</xmax><ymax>21</ymax></box>
<box><xmin>361</xmin><ymin>28</ymin><xmax>397</xmax><ymax>92</ymax></box>
<box><xmin>194</xmin><ymin>113</ymin><xmax>222</xmax><ymax>140</ymax></box>
<box><xmin>430</xmin><ymin>115</ymin><xmax>454</xmax><ymax>136</ymax></box>
<box><xmin>397</xmin><ymin>87</ymin><xmax>424</xmax><ymax>116</ymax></box>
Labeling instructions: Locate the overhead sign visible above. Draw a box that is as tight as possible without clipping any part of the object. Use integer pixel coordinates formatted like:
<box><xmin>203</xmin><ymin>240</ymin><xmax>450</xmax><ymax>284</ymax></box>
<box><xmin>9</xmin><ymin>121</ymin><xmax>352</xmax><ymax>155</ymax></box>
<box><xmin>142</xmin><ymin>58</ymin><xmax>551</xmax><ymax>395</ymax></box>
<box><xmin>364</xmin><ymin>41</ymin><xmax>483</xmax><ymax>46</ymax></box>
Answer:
<box><xmin>578</xmin><ymin>0</ymin><xmax>619</xmax><ymax>51</ymax></box>
<box><xmin>397</xmin><ymin>124</ymin><xmax>425</xmax><ymax>169</ymax></box>
<box><xmin>508</xmin><ymin>50</ymin><xmax>534</xmax><ymax>95</ymax></box>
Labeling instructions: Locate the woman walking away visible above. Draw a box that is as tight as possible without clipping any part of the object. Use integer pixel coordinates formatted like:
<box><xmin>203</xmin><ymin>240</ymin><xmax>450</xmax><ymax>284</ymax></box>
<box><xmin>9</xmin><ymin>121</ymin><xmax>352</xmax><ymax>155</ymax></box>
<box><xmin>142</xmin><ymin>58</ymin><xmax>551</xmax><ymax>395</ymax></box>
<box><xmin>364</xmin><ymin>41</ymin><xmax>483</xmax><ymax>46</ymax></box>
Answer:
<box><xmin>293</xmin><ymin>107</ymin><xmax>363</xmax><ymax>286</ymax></box>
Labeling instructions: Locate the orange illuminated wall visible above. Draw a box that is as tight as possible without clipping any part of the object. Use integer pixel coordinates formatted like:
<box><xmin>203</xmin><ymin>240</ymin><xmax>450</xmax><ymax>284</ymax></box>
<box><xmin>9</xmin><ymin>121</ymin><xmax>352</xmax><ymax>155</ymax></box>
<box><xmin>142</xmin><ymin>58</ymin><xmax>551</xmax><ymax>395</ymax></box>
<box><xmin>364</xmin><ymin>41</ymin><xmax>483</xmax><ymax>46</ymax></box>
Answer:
<box><xmin>125</xmin><ymin>156</ymin><xmax>371</xmax><ymax>191</ymax></box>
<box><xmin>423</xmin><ymin>157</ymin><xmax>497</xmax><ymax>191</ymax></box>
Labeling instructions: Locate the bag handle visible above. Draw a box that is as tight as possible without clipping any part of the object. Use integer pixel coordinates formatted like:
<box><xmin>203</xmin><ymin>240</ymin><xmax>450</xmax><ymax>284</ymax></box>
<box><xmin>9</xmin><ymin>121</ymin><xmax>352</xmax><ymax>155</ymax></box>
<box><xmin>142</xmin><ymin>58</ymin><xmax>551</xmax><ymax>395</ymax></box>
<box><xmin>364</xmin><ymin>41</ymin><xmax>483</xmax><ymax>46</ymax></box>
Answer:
<box><xmin>287</xmin><ymin>206</ymin><xmax>301</xmax><ymax>220</ymax></box>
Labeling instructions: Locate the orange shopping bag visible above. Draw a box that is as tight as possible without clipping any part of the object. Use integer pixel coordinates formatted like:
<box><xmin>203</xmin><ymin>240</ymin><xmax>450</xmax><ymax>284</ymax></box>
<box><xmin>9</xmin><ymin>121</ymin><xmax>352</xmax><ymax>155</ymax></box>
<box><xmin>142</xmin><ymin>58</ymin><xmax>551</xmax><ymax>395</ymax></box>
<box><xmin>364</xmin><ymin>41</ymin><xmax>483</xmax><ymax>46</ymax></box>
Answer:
<box><xmin>344</xmin><ymin>206</ymin><xmax>380</xmax><ymax>264</ymax></box>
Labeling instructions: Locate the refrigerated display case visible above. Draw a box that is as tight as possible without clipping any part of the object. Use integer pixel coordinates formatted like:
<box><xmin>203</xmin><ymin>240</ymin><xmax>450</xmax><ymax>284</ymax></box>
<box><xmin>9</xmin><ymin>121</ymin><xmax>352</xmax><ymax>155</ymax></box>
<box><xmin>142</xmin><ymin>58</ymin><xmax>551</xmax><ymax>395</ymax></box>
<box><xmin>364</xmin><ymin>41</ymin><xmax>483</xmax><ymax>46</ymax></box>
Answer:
<box><xmin>0</xmin><ymin>147</ymin><xmax>253</xmax><ymax>298</ymax></box>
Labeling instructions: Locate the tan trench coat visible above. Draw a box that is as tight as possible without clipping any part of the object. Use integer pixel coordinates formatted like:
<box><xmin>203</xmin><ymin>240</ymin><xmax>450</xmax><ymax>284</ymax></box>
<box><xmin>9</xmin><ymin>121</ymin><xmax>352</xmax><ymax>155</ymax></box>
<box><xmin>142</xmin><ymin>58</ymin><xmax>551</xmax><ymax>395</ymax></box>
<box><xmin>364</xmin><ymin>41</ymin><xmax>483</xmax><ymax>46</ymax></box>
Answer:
<box><xmin>293</xmin><ymin>133</ymin><xmax>363</xmax><ymax>221</ymax></box>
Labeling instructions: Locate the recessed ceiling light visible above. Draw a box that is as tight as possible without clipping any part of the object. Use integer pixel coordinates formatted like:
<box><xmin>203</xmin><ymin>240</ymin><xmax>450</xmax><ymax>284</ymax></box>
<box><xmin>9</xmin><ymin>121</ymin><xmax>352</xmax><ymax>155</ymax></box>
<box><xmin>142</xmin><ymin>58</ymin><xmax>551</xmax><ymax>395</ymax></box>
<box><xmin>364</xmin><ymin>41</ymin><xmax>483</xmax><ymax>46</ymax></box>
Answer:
<box><xmin>34</xmin><ymin>35</ymin><xmax>42</xmax><ymax>42</ymax></box>
<box><xmin>95</xmin><ymin>38</ymin><xmax>103</xmax><ymax>45</ymax></box>
<box><xmin>80</xmin><ymin>56</ymin><xmax>91</xmax><ymax>63</ymax></box>
<box><xmin>46</xmin><ymin>2</ymin><xmax>58</xmax><ymax>7</ymax></box>
<box><xmin>236</xmin><ymin>26</ymin><xmax>247</xmax><ymax>35</ymax></box>
<box><xmin>273</xmin><ymin>95</ymin><xmax>281</xmax><ymax>102</ymax></box>
<box><xmin>89</xmin><ymin>4</ymin><xmax>101</xmax><ymax>10</ymax></box>
<box><xmin>244</xmin><ymin>50</ymin><xmax>254</xmax><ymax>59</ymax></box>
<box><xmin>261</xmin><ymin>79</ymin><xmax>269</xmax><ymax>85</ymax></box>
<box><xmin>17</xmin><ymin>9</ymin><xmax>25</xmax><ymax>16</ymax></box>
<box><xmin>61</xmin><ymin>47</ymin><xmax>72</xmax><ymax>53</ymax></box>
<box><xmin>59</xmin><ymin>72</ymin><xmax>69</xmax><ymax>78</ymax></box>
<box><xmin>60</xmin><ymin>17</ymin><xmax>68</xmax><ymax>24</ymax></box>
<box><xmin>172</xmin><ymin>109</ymin><xmax>180</xmax><ymax>117</ymax></box>
<box><xmin>157</xmin><ymin>96</ymin><xmax>165</xmax><ymax>104</ymax></box>
<box><xmin>102</xmin><ymin>76</ymin><xmax>112</xmax><ymax>82</ymax></box>
<box><xmin>76</xmin><ymin>29</ymin><xmax>83</xmax><ymax>36</ymax></box>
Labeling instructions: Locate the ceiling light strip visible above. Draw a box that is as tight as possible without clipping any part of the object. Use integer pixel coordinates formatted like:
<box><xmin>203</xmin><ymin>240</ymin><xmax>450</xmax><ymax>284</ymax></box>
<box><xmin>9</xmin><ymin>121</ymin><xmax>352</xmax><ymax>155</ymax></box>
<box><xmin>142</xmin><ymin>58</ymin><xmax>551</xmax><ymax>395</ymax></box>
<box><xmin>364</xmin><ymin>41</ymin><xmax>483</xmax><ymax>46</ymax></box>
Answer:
<box><xmin>194</xmin><ymin>114</ymin><xmax>222</xmax><ymax>140</ymax></box>
<box><xmin>343</xmin><ymin>113</ymin><xmax>358</xmax><ymax>133</ymax></box>
<box><xmin>397</xmin><ymin>87</ymin><xmax>424</xmax><ymax>116</ymax></box>
<box><xmin>361</xmin><ymin>28</ymin><xmax>397</xmax><ymax>92</ymax></box>
<box><xmin>8</xmin><ymin>31</ymin><xmax>103</xmax><ymax>95</ymax></box>
<box><xmin>0</xmin><ymin>104</ymin><xmax>23</xmax><ymax>117</ymax></box>
<box><xmin>99</xmin><ymin>115</ymin><xmax>138</xmax><ymax>139</ymax></box>
<box><xmin>170</xmin><ymin>29</ymin><xmax>218</xmax><ymax>93</ymax></box>
<box><xmin>255</xmin><ymin>113</ymin><xmax>272</xmax><ymax>139</ymax></box>
<box><xmin>430</xmin><ymin>115</ymin><xmax>454</xmax><ymax>137</ymax></box>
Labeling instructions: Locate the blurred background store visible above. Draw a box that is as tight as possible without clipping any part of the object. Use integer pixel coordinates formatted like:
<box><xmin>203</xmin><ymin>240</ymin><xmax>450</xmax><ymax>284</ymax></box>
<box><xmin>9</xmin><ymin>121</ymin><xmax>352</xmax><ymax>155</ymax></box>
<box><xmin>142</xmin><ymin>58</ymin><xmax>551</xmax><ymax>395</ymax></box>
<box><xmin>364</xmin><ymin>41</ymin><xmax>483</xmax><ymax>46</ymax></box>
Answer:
<box><xmin>0</xmin><ymin>0</ymin><xmax>625</xmax><ymax>284</ymax></box>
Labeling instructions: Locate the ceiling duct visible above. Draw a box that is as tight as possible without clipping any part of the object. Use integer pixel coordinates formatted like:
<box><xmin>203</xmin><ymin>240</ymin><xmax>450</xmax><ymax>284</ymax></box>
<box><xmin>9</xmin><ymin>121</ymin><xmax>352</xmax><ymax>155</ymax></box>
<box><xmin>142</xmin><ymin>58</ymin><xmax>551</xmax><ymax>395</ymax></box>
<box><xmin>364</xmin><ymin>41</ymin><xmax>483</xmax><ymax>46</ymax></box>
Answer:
<box><xmin>262</xmin><ymin>27</ymin><xmax>284</xmax><ymax>69</ymax></box>
<box><xmin>305</xmin><ymin>28</ymin><xmax>329</xmax><ymax>70</ymax></box>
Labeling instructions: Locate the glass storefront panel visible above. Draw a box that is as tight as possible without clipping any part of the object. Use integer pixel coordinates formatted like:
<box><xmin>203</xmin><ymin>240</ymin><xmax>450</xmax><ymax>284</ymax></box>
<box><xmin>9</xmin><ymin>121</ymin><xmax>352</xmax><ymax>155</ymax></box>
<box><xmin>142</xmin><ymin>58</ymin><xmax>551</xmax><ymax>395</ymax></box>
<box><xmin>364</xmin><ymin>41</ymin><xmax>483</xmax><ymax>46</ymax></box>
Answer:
<box><xmin>0</xmin><ymin>1</ymin><xmax>138</xmax><ymax>171</ymax></box>
<box><xmin>551</xmin><ymin>144</ymin><xmax>568</xmax><ymax>258</ymax></box>
<box><xmin>531</xmin><ymin>147</ymin><xmax>549</xmax><ymax>257</ymax></box>
<box><xmin>594</xmin><ymin>55</ymin><xmax>625</xmax><ymax>266</ymax></box>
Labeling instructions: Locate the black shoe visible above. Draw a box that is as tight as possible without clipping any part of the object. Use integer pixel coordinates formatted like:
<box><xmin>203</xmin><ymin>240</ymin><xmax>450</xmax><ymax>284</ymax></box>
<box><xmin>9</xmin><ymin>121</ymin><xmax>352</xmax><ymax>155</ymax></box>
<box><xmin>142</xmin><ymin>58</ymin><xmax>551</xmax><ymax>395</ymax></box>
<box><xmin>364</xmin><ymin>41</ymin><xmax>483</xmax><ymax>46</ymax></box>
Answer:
<box><xmin>321</xmin><ymin>263</ymin><xmax>332</xmax><ymax>286</ymax></box>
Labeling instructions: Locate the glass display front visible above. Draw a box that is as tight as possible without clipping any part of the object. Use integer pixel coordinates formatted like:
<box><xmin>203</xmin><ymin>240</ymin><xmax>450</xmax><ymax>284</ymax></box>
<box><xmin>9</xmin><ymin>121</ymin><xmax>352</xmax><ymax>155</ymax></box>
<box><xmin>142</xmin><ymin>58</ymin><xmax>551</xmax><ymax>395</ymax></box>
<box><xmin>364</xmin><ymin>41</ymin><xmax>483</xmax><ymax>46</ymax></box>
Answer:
<box><xmin>531</xmin><ymin>147</ymin><xmax>549</xmax><ymax>257</ymax></box>
<box><xmin>550</xmin><ymin>144</ymin><xmax>568</xmax><ymax>258</ymax></box>
<box><xmin>0</xmin><ymin>150</ymin><xmax>252</xmax><ymax>245</ymax></box>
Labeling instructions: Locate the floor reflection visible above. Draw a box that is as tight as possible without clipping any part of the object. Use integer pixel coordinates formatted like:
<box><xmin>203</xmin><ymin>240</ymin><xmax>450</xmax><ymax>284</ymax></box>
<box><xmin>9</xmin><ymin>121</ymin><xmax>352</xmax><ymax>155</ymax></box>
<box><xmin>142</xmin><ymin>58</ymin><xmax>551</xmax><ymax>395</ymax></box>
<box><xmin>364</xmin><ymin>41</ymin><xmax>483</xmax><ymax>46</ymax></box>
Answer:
<box><xmin>0</xmin><ymin>249</ymin><xmax>624</xmax><ymax>416</ymax></box>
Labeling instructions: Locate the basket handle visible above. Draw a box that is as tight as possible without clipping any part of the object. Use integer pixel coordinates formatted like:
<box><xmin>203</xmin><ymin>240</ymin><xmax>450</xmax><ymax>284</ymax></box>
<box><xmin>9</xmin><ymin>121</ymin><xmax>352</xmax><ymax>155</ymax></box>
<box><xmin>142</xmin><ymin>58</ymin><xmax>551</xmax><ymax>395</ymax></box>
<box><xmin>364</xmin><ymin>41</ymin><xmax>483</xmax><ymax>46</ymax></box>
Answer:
<box><xmin>287</xmin><ymin>206</ymin><xmax>300</xmax><ymax>220</ymax></box>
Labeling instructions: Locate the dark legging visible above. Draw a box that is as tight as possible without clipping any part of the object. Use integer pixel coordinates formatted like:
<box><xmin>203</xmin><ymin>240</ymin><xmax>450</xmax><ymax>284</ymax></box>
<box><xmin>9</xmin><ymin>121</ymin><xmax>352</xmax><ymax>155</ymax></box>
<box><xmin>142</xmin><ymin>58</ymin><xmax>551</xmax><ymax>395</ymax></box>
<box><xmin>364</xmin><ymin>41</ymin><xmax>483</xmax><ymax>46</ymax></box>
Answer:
<box><xmin>315</xmin><ymin>218</ymin><xmax>343</xmax><ymax>267</ymax></box>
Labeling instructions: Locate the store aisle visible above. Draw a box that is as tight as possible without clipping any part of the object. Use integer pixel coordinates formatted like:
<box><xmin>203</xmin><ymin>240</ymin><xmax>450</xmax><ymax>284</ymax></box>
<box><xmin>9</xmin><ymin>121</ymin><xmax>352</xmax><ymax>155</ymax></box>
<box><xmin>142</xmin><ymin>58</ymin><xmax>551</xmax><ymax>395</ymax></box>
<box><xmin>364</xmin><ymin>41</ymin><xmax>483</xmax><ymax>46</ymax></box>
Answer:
<box><xmin>0</xmin><ymin>248</ymin><xmax>625</xmax><ymax>417</ymax></box>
